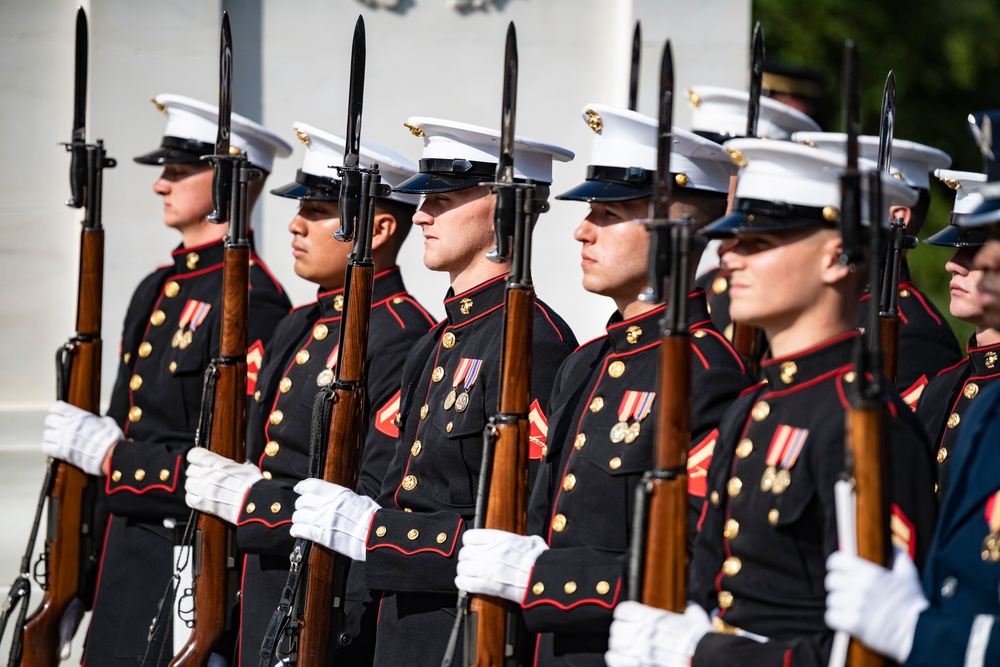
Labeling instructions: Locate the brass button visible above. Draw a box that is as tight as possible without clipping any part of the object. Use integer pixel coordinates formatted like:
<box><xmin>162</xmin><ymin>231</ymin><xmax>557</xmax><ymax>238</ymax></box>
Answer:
<box><xmin>899</xmin><ymin>288</ymin><xmax>910</xmax><ymax>298</ymax></box>
<box><xmin>246</xmin><ymin>502</ymin><xmax>256</xmax><ymax>514</ymax></box>
<box><xmin>710</xmin><ymin>490</ymin><xmax>720</xmax><ymax>506</ymax></box>
<box><xmin>608</xmin><ymin>360</ymin><xmax>626</xmax><ymax>378</ymax></box>
<box><xmin>333</xmin><ymin>294</ymin><xmax>344</xmax><ymax>312</ymax></box>
<box><xmin>407</xmin><ymin>529</ymin><xmax>419</xmax><ymax>540</ymax></box>
<box><xmin>625</xmin><ymin>326</ymin><xmax>642</xmax><ymax>344</ymax></box>
<box><xmin>314</xmin><ymin>324</ymin><xmax>329</xmax><ymax>341</ymax></box>
<box><xmin>736</xmin><ymin>438</ymin><xmax>753</xmax><ymax>458</ymax></box>
<box><xmin>169</xmin><ymin>361</ymin><xmax>177</xmax><ymax>373</ymax></box>
<box><xmin>420</xmin><ymin>404</ymin><xmax>429</xmax><ymax>419</ymax></box>
<box><xmin>609</xmin><ymin>457</ymin><xmax>622</xmax><ymax>470</ymax></box>
<box><xmin>562</xmin><ymin>474</ymin><xmax>577</xmax><ymax>491</ymax></box>
<box><xmin>532</xmin><ymin>582</ymin><xmax>545</xmax><ymax>595</ymax></box>
<box><xmin>589</xmin><ymin>397</ymin><xmax>605</xmax><ymax>412</ymax></box>
<box><xmin>844</xmin><ymin>371</ymin><xmax>857</xmax><ymax>383</ymax></box>
<box><xmin>551</xmin><ymin>513</ymin><xmax>567</xmax><ymax>532</ymax></box>
<box><xmin>442</xmin><ymin>332</ymin><xmax>456</xmax><ymax>348</ymax></box>
<box><xmin>279</xmin><ymin>377</ymin><xmax>292</xmax><ymax>393</ymax></box>
<box><xmin>138</xmin><ymin>342</ymin><xmax>152</xmax><ymax>358</ymax></box>
<box><xmin>564</xmin><ymin>581</ymin><xmax>578</xmax><ymax>594</ymax></box>
<box><xmin>712</xmin><ymin>276</ymin><xmax>728</xmax><ymax>294</ymax></box>
<box><xmin>768</xmin><ymin>509</ymin><xmax>780</xmax><ymax>525</ymax></box>
<box><xmin>727</xmin><ymin>477</ymin><xmax>743</xmax><ymax>497</ymax></box>
<box><xmin>937</xmin><ymin>447</ymin><xmax>948</xmax><ymax>464</ymax></box>
<box><xmin>432</xmin><ymin>366</ymin><xmax>445</xmax><ymax>382</ymax></box>
<box><xmin>270</xmin><ymin>502</ymin><xmax>281</xmax><ymax>513</ymax></box>
<box><xmin>135</xmin><ymin>469</ymin><xmax>146</xmax><ymax>481</ymax></box>
<box><xmin>596</xmin><ymin>581</ymin><xmax>610</xmax><ymax>595</ymax></box>
<box><xmin>460</xmin><ymin>298</ymin><xmax>474</xmax><ymax>315</ymax></box>
<box><xmin>401</xmin><ymin>475</ymin><xmax>417</xmax><ymax>491</ymax></box>
<box><xmin>265</xmin><ymin>441</ymin><xmax>280</xmax><ymax>457</ymax></box>
<box><xmin>541</xmin><ymin>445</ymin><xmax>548</xmax><ymax>457</ymax></box>
<box><xmin>965</xmin><ymin>383</ymin><xmax>980</xmax><ymax>400</ymax></box>
<box><xmin>779</xmin><ymin>362</ymin><xmax>797</xmax><ymax>384</ymax></box>
<box><xmin>375</xmin><ymin>526</ymin><xmax>387</xmax><ymax>537</ymax></box>
<box><xmin>164</xmin><ymin>281</ymin><xmax>180</xmax><ymax>298</ymax></box>
<box><xmin>436</xmin><ymin>532</ymin><xmax>448</xmax><ymax>544</ymax></box>
<box><xmin>269</xmin><ymin>410</ymin><xmax>284</xmax><ymax>425</ymax></box>
<box><xmin>446</xmin><ymin>422</ymin><xmax>454</xmax><ymax>433</ymax></box>
<box><xmin>392</xmin><ymin>297</ymin><xmax>404</xmax><ymax>304</ymax></box>
<box><xmin>262</xmin><ymin>471</ymin><xmax>272</xmax><ymax>480</ymax></box>
<box><xmin>718</xmin><ymin>590</ymin><xmax>734</xmax><ymax>609</ymax></box>
<box><xmin>693</xmin><ymin>330</ymin><xmax>707</xmax><ymax>339</ymax></box>
<box><xmin>723</xmin><ymin>519</ymin><xmax>740</xmax><ymax>540</ymax></box>
<box><xmin>128</xmin><ymin>406</ymin><xmax>143</xmax><ymax>423</ymax></box>
<box><xmin>124</xmin><ymin>352</ymin><xmax>131</xmax><ymax>364</ymax></box>
<box><xmin>411</xmin><ymin>441</ymin><xmax>422</xmax><ymax>457</ymax></box>
<box><xmin>159</xmin><ymin>469</ymin><xmax>170</xmax><ymax>481</ymax></box>
<box><xmin>574</xmin><ymin>433</ymin><xmax>587</xmax><ymax>450</ymax></box>
<box><xmin>150</xmin><ymin>310</ymin><xmax>166</xmax><ymax>326</ymax></box>
<box><xmin>111</xmin><ymin>470</ymin><xmax>122</xmax><ymax>482</ymax></box>
<box><xmin>723</xmin><ymin>556</ymin><xmax>742</xmax><ymax>576</ymax></box>
<box><xmin>254</xmin><ymin>390</ymin><xmax>261</xmax><ymax>401</ymax></box>
<box><xmin>130</xmin><ymin>374</ymin><xmax>143</xmax><ymax>391</ymax></box>
<box><xmin>185</xmin><ymin>252</ymin><xmax>199</xmax><ymax>270</ymax></box>
<box><xmin>295</xmin><ymin>350</ymin><xmax>310</xmax><ymax>365</ymax></box>
<box><xmin>947</xmin><ymin>413</ymin><xmax>961</xmax><ymax>429</ymax></box>
<box><xmin>751</xmin><ymin>401</ymin><xmax>770</xmax><ymax>421</ymax></box>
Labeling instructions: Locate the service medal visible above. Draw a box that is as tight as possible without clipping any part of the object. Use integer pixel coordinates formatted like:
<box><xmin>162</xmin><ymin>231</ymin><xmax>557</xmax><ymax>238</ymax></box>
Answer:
<box><xmin>609</xmin><ymin>421</ymin><xmax>628</xmax><ymax>443</ymax></box>
<box><xmin>982</xmin><ymin>533</ymin><xmax>1000</xmax><ymax>563</ymax></box>
<box><xmin>624</xmin><ymin>421</ymin><xmax>641</xmax><ymax>444</ymax></box>
<box><xmin>179</xmin><ymin>329</ymin><xmax>193</xmax><ymax>349</ymax></box>
<box><xmin>772</xmin><ymin>468</ymin><xmax>791</xmax><ymax>495</ymax></box>
<box><xmin>760</xmin><ymin>465</ymin><xmax>776</xmax><ymax>492</ymax></box>
<box><xmin>317</xmin><ymin>369</ymin><xmax>335</xmax><ymax>386</ymax></box>
<box><xmin>444</xmin><ymin>389</ymin><xmax>457</xmax><ymax>411</ymax></box>
<box><xmin>455</xmin><ymin>391</ymin><xmax>470</xmax><ymax>413</ymax></box>
<box><xmin>171</xmin><ymin>329</ymin><xmax>185</xmax><ymax>348</ymax></box>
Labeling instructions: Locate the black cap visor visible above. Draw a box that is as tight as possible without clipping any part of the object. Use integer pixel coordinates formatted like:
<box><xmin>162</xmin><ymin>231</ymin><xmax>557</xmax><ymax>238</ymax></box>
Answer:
<box><xmin>133</xmin><ymin>136</ymin><xmax>215</xmax><ymax>166</ymax></box>
<box><xmin>702</xmin><ymin>198</ymin><xmax>835</xmax><ymax>239</ymax></box>
<box><xmin>270</xmin><ymin>169</ymin><xmax>340</xmax><ymax>201</ymax></box>
<box><xmin>394</xmin><ymin>158</ymin><xmax>497</xmax><ymax>194</ymax></box>
<box><xmin>924</xmin><ymin>222</ymin><xmax>987</xmax><ymax>248</ymax></box>
<box><xmin>556</xmin><ymin>165</ymin><xmax>654</xmax><ymax>202</ymax></box>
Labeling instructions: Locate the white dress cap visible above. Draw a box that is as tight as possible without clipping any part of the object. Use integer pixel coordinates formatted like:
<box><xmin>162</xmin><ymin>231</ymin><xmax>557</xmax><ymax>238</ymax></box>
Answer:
<box><xmin>270</xmin><ymin>122</ymin><xmax>419</xmax><ymax>205</ymax></box>
<box><xmin>394</xmin><ymin>116</ymin><xmax>574</xmax><ymax>193</ymax></box>
<box><xmin>792</xmin><ymin>132</ymin><xmax>952</xmax><ymax>190</ymax></box>
<box><xmin>924</xmin><ymin>169</ymin><xmax>988</xmax><ymax>247</ymax></box>
<box><xmin>688</xmin><ymin>85</ymin><xmax>821</xmax><ymax>141</ymax></box>
<box><xmin>135</xmin><ymin>94</ymin><xmax>292</xmax><ymax>172</ymax></box>
<box><xmin>703</xmin><ymin>138</ymin><xmax>917</xmax><ymax>237</ymax></box>
<box><xmin>557</xmin><ymin>103</ymin><xmax>734</xmax><ymax>202</ymax></box>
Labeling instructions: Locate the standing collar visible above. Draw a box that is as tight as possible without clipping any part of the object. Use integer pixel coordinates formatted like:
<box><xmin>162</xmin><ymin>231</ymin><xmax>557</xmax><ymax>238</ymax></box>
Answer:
<box><xmin>760</xmin><ymin>330</ymin><xmax>857</xmax><ymax>388</ymax></box>
<box><xmin>604</xmin><ymin>291</ymin><xmax>713</xmax><ymax>352</ymax></box>
<box><xmin>315</xmin><ymin>266</ymin><xmax>409</xmax><ymax>319</ymax></box>
<box><xmin>442</xmin><ymin>273</ymin><xmax>508</xmax><ymax>325</ymax></box>
<box><xmin>968</xmin><ymin>337</ymin><xmax>1000</xmax><ymax>377</ymax></box>
<box><xmin>169</xmin><ymin>233</ymin><xmax>258</xmax><ymax>275</ymax></box>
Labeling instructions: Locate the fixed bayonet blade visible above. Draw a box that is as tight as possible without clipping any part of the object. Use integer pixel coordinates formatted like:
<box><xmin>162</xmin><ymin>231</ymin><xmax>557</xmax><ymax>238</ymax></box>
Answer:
<box><xmin>652</xmin><ymin>40</ymin><xmax>674</xmax><ymax>221</ymax></box>
<box><xmin>337</xmin><ymin>16</ymin><xmax>367</xmax><ymax>242</ymax></box>
<box><xmin>487</xmin><ymin>22</ymin><xmax>518</xmax><ymax>264</ymax></box>
<box><xmin>746</xmin><ymin>21</ymin><xmax>764</xmax><ymax>138</ymax></box>
<box><xmin>877</xmin><ymin>71</ymin><xmax>895</xmax><ymax>173</ymax></box>
<box><xmin>207</xmin><ymin>12</ymin><xmax>233</xmax><ymax>224</ymax></box>
<box><xmin>628</xmin><ymin>21</ymin><xmax>641</xmax><ymax>111</ymax></box>
<box><xmin>845</xmin><ymin>41</ymin><xmax>860</xmax><ymax>173</ymax></box>
<box><xmin>72</xmin><ymin>8</ymin><xmax>87</xmax><ymax>143</ymax></box>
<box><xmin>840</xmin><ymin>40</ymin><xmax>863</xmax><ymax>267</ymax></box>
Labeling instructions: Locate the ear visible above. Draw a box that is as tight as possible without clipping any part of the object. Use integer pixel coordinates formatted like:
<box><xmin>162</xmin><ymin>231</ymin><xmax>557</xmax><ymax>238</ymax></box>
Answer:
<box><xmin>371</xmin><ymin>212</ymin><xmax>397</xmax><ymax>251</ymax></box>
<box><xmin>889</xmin><ymin>205</ymin><xmax>911</xmax><ymax>228</ymax></box>
<box><xmin>819</xmin><ymin>233</ymin><xmax>853</xmax><ymax>285</ymax></box>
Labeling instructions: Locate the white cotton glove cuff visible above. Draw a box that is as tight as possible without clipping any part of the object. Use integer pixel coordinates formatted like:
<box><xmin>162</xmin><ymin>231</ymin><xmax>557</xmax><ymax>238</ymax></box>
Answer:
<box><xmin>290</xmin><ymin>478</ymin><xmax>379</xmax><ymax>562</ymax></box>
<box><xmin>58</xmin><ymin>597</ymin><xmax>85</xmax><ymax>660</ymax></box>
<box><xmin>184</xmin><ymin>448</ymin><xmax>264</xmax><ymax>525</ymax></box>
<box><xmin>454</xmin><ymin>528</ymin><xmax>549</xmax><ymax>603</ymax></box>
<box><xmin>42</xmin><ymin>400</ymin><xmax>123</xmax><ymax>476</ymax></box>
<box><xmin>606</xmin><ymin>601</ymin><xmax>711</xmax><ymax>667</ymax></box>
<box><xmin>825</xmin><ymin>550</ymin><xmax>929</xmax><ymax>663</ymax></box>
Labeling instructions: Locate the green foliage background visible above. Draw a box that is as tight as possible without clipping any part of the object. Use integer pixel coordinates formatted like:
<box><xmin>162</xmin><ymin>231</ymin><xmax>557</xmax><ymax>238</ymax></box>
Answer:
<box><xmin>754</xmin><ymin>0</ymin><xmax>1000</xmax><ymax>344</ymax></box>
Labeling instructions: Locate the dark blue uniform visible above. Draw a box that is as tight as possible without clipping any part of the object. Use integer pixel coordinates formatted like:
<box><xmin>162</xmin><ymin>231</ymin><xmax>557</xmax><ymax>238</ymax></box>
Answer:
<box><xmin>689</xmin><ymin>332</ymin><xmax>938</xmax><ymax>667</ymax></box>
<box><xmin>87</xmin><ymin>237</ymin><xmax>291</xmax><ymax>666</ymax></box>
<box><xmin>363</xmin><ymin>274</ymin><xmax>577</xmax><ymax>666</ymax></box>
<box><xmin>522</xmin><ymin>293</ymin><xmax>754</xmax><ymax>667</ymax></box>
<box><xmin>234</xmin><ymin>267</ymin><xmax>434</xmax><ymax>666</ymax></box>
<box><xmin>908</xmin><ymin>381</ymin><xmax>1000</xmax><ymax>666</ymax></box>
<box><xmin>917</xmin><ymin>337</ymin><xmax>1000</xmax><ymax>497</ymax></box>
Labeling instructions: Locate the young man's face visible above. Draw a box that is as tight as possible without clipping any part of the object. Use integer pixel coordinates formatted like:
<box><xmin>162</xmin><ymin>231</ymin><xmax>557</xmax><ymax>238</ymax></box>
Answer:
<box><xmin>946</xmin><ymin>246</ymin><xmax>989</xmax><ymax>327</ymax></box>
<box><xmin>413</xmin><ymin>186</ymin><xmax>496</xmax><ymax>275</ymax></box>
<box><xmin>288</xmin><ymin>199</ymin><xmax>353</xmax><ymax>291</ymax></box>
<box><xmin>721</xmin><ymin>227</ymin><xmax>840</xmax><ymax>331</ymax></box>
<box><xmin>973</xmin><ymin>234</ymin><xmax>1000</xmax><ymax>328</ymax></box>
<box><xmin>152</xmin><ymin>162</ymin><xmax>215</xmax><ymax>231</ymax></box>
<box><xmin>574</xmin><ymin>198</ymin><xmax>650</xmax><ymax>304</ymax></box>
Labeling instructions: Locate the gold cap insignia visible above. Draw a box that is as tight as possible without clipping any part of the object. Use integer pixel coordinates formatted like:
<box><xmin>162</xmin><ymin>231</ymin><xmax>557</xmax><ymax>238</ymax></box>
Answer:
<box><xmin>585</xmin><ymin>109</ymin><xmax>603</xmax><ymax>134</ymax></box>
<box><xmin>728</xmin><ymin>150</ymin><xmax>747</xmax><ymax>168</ymax></box>
<box><xmin>296</xmin><ymin>129</ymin><xmax>310</xmax><ymax>146</ymax></box>
<box><xmin>404</xmin><ymin>122</ymin><xmax>425</xmax><ymax>137</ymax></box>
<box><xmin>688</xmin><ymin>89</ymin><xmax>701</xmax><ymax>107</ymax></box>
<box><xmin>151</xmin><ymin>97</ymin><xmax>167</xmax><ymax>113</ymax></box>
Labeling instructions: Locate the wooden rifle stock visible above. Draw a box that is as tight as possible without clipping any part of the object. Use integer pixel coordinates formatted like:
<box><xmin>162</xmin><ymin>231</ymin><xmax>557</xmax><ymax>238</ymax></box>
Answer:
<box><xmin>878</xmin><ymin>317</ymin><xmax>899</xmax><ymax>386</ymax></box>
<box><xmin>297</xmin><ymin>259</ymin><xmax>373</xmax><ymax>666</ymax></box>
<box><xmin>468</xmin><ymin>283</ymin><xmax>533</xmax><ymax>667</ymax></box>
<box><xmin>171</xmin><ymin>240</ymin><xmax>249</xmax><ymax>667</ymax></box>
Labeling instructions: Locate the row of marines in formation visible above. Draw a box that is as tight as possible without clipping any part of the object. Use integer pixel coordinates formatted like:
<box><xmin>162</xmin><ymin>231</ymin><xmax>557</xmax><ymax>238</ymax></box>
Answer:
<box><xmin>38</xmin><ymin>83</ymin><xmax>1000</xmax><ymax>667</ymax></box>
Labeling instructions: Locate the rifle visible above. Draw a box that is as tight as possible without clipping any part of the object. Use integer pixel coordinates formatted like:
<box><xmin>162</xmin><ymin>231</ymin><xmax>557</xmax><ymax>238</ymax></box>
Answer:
<box><xmin>2</xmin><ymin>9</ymin><xmax>115</xmax><ymax>665</ymax></box>
<box><xmin>730</xmin><ymin>21</ymin><xmax>766</xmax><ymax>373</ymax></box>
<box><xmin>258</xmin><ymin>17</ymin><xmax>389</xmax><ymax>667</ymax></box>
<box><xmin>170</xmin><ymin>14</ymin><xmax>254</xmax><ymax>665</ymax></box>
<box><xmin>838</xmin><ymin>41</ymin><xmax>891</xmax><ymax>667</ymax></box>
<box><xmin>628</xmin><ymin>21</ymin><xmax>641</xmax><ymax>112</ymax></box>
<box><xmin>626</xmin><ymin>40</ymin><xmax>692</xmax><ymax>612</ymax></box>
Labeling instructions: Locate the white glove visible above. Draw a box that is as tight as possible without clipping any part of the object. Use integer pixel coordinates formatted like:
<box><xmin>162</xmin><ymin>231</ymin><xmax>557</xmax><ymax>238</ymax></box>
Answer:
<box><xmin>184</xmin><ymin>448</ymin><xmax>263</xmax><ymax>524</ymax></box>
<box><xmin>606</xmin><ymin>601</ymin><xmax>711</xmax><ymax>667</ymax></box>
<box><xmin>290</xmin><ymin>478</ymin><xmax>379</xmax><ymax>562</ymax></box>
<box><xmin>58</xmin><ymin>597</ymin><xmax>85</xmax><ymax>660</ymax></box>
<box><xmin>454</xmin><ymin>528</ymin><xmax>548</xmax><ymax>603</ymax></box>
<box><xmin>825</xmin><ymin>550</ymin><xmax>928</xmax><ymax>663</ymax></box>
<box><xmin>42</xmin><ymin>401</ymin><xmax>122</xmax><ymax>475</ymax></box>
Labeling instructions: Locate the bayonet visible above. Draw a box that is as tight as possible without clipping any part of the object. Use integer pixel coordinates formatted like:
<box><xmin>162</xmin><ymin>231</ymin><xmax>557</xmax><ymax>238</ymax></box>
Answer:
<box><xmin>629</xmin><ymin>21</ymin><xmax>641</xmax><ymax>112</ymax></box>
<box><xmin>66</xmin><ymin>7</ymin><xmax>88</xmax><ymax>208</ymax></box>
<box><xmin>207</xmin><ymin>13</ymin><xmax>233</xmax><ymax>225</ymax></box>
<box><xmin>487</xmin><ymin>22</ymin><xmax>518</xmax><ymax>264</ymax></box>
<box><xmin>877</xmin><ymin>72</ymin><xmax>895</xmax><ymax>173</ymax></box>
<box><xmin>336</xmin><ymin>16</ymin><xmax>367</xmax><ymax>242</ymax></box>
<box><xmin>840</xmin><ymin>40</ymin><xmax>863</xmax><ymax>268</ymax></box>
<box><xmin>746</xmin><ymin>22</ymin><xmax>764</xmax><ymax>138</ymax></box>
<box><xmin>644</xmin><ymin>40</ymin><xmax>674</xmax><ymax>305</ymax></box>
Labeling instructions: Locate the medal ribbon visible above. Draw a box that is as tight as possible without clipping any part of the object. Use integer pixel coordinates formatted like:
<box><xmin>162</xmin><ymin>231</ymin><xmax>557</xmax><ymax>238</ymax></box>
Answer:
<box><xmin>189</xmin><ymin>302</ymin><xmax>212</xmax><ymax>331</ymax></box>
<box><xmin>765</xmin><ymin>429</ymin><xmax>785</xmax><ymax>467</ymax></box>
<box><xmin>985</xmin><ymin>490</ymin><xmax>1000</xmax><ymax>532</ymax></box>
<box><xmin>452</xmin><ymin>358</ymin><xmax>473</xmax><ymax>387</ymax></box>
<box><xmin>462</xmin><ymin>358</ymin><xmax>483</xmax><ymax>390</ymax></box>
<box><xmin>778</xmin><ymin>426</ymin><xmax>808</xmax><ymax>470</ymax></box>
<box><xmin>178</xmin><ymin>300</ymin><xmax>198</xmax><ymax>328</ymax></box>
<box><xmin>618</xmin><ymin>391</ymin><xmax>641</xmax><ymax>422</ymax></box>
<box><xmin>632</xmin><ymin>392</ymin><xmax>656</xmax><ymax>422</ymax></box>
